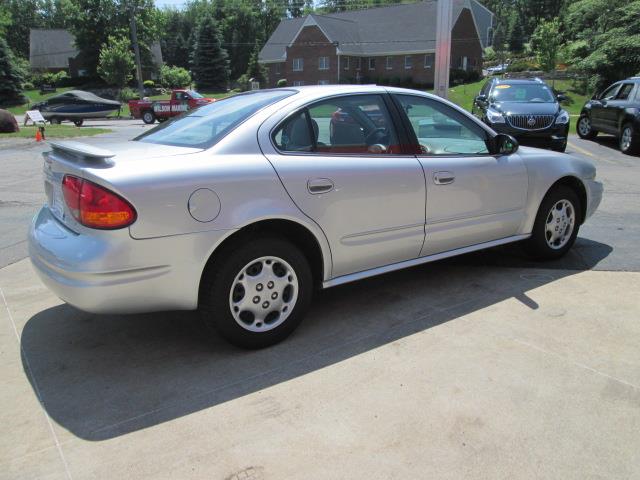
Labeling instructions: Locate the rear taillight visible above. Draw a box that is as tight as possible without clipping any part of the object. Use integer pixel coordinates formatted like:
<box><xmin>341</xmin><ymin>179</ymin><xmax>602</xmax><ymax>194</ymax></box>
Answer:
<box><xmin>62</xmin><ymin>175</ymin><xmax>137</xmax><ymax>229</ymax></box>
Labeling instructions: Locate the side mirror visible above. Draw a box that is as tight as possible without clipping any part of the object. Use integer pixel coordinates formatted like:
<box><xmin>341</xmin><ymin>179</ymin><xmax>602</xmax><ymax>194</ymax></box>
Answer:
<box><xmin>556</xmin><ymin>94</ymin><xmax>567</xmax><ymax>102</ymax></box>
<box><xmin>476</xmin><ymin>94</ymin><xmax>487</xmax><ymax>103</ymax></box>
<box><xmin>493</xmin><ymin>133</ymin><xmax>519</xmax><ymax>155</ymax></box>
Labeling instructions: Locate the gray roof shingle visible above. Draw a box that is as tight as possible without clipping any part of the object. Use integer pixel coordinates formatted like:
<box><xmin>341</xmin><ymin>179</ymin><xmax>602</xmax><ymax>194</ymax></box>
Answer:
<box><xmin>259</xmin><ymin>0</ymin><xmax>493</xmax><ymax>62</ymax></box>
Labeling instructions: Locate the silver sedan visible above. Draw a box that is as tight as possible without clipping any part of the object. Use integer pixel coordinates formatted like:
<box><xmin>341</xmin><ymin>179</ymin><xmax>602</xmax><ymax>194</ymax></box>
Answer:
<box><xmin>29</xmin><ymin>85</ymin><xmax>603</xmax><ymax>348</ymax></box>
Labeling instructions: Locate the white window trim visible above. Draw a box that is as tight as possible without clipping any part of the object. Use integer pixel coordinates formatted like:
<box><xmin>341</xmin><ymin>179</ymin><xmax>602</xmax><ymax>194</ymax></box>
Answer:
<box><xmin>385</xmin><ymin>56</ymin><xmax>392</xmax><ymax>70</ymax></box>
<box><xmin>293</xmin><ymin>58</ymin><xmax>303</xmax><ymax>72</ymax></box>
<box><xmin>293</xmin><ymin>80</ymin><xmax>304</xmax><ymax>86</ymax></box>
<box><xmin>356</xmin><ymin>57</ymin><xmax>362</xmax><ymax>71</ymax></box>
<box><xmin>368</xmin><ymin>57</ymin><xmax>376</xmax><ymax>71</ymax></box>
<box><xmin>405</xmin><ymin>55</ymin><xmax>412</xmax><ymax>70</ymax></box>
<box><xmin>424</xmin><ymin>54</ymin><xmax>434</xmax><ymax>69</ymax></box>
<box><xmin>318</xmin><ymin>56</ymin><xmax>329</xmax><ymax>71</ymax></box>
<box><xmin>343</xmin><ymin>56</ymin><xmax>349</xmax><ymax>70</ymax></box>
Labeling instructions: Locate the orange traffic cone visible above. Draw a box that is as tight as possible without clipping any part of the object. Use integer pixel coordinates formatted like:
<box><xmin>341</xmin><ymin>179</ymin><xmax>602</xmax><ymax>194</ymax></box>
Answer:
<box><xmin>35</xmin><ymin>129</ymin><xmax>42</xmax><ymax>142</ymax></box>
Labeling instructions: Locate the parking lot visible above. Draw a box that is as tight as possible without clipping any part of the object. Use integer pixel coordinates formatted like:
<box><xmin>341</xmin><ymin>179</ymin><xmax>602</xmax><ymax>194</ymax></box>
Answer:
<box><xmin>1</xmin><ymin>122</ymin><xmax>639</xmax><ymax>479</ymax></box>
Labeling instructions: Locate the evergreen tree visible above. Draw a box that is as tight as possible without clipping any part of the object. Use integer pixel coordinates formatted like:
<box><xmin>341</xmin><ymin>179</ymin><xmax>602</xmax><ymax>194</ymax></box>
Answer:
<box><xmin>508</xmin><ymin>17</ymin><xmax>525</xmax><ymax>53</ymax></box>
<box><xmin>191</xmin><ymin>14</ymin><xmax>229</xmax><ymax>91</ymax></box>
<box><xmin>0</xmin><ymin>37</ymin><xmax>24</xmax><ymax>104</ymax></box>
<box><xmin>245</xmin><ymin>42</ymin><xmax>267</xmax><ymax>86</ymax></box>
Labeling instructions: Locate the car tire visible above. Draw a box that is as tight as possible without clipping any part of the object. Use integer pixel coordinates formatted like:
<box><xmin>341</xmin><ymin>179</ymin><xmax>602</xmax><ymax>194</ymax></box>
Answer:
<box><xmin>525</xmin><ymin>185</ymin><xmax>581</xmax><ymax>260</ymax></box>
<box><xmin>49</xmin><ymin>117</ymin><xmax>61</xmax><ymax>125</ymax></box>
<box><xmin>620</xmin><ymin>123</ymin><xmax>640</xmax><ymax>155</ymax></box>
<box><xmin>73</xmin><ymin>119</ymin><xmax>84</xmax><ymax>127</ymax></box>
<box><xmin>199</xmin><ymin>236</ymin><xmax>313</xmax><ymax>349</ymax></box>
<box><xmin>576</xmin><ymin>115</ymin><xmax>597</xmax><ymax>140</ymax></box>
<box><xmin>142</xmin><ymin>110</ymin><xmax>156</xmax><ymax>124</ymax></box>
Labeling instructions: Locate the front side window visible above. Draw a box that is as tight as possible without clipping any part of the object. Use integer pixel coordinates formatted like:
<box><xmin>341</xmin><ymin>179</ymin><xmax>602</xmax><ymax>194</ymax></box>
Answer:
<box><xmin>293</xmin><ymin>58</ymin><xmax>303</xmax><ymax>71</ymax></box>
<box><xmin>405</xmin><ymin>56</ymin><xmax>412</xmax><ymax>69</ymax></box>
<box><xmin>616</xmin><ymin>83</ymin><xmax>634</xmax><ymax>100</ymax></box>
<box><xmin>319</xmin><ymin>56</ymin><xmax>329</xmax><ymax>70</ymax></box>
<box><xmin>599</xmin><ymin>83</ymin><xmax>620</xmax><ymax>100</ymax></box>
<box><xmin>273</xmin><ymin>94</ymin><xmax>400</xmax><ymax>155</ymax></box>
<box><xmin>395</xmin><ymin>94</ymin><xmax>489</xmax><ymax>155</ymax></box>
<box><xmin>186</xmin><ymin>90</ymin><xmax>203</xmax><ymax>99</ymax></box>
<box><xmin>135</xmin><ymin>90</ymin><xmax>295</xmax><ymax>149</ymax></box>
<box><xmin>368</xmin><ymin>57</ymin><xmax>376</xmax><ymax>70</ymax></box>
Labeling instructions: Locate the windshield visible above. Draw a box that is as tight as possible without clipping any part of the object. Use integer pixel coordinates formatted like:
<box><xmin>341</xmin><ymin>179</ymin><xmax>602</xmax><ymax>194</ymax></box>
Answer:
<box><xmin>135</xmin><ymin>90</ymin><xmax>296</xmax><ymax>149</ymax></box>
<box><xmin>187</xmin><ymin>90</ymin><xmax>203</xmax><ymax>99</ymax></box>
<box><xmin>491</xmin><ymin>83</ymin><xmax>555</xmax><ymax>103</ymax></box>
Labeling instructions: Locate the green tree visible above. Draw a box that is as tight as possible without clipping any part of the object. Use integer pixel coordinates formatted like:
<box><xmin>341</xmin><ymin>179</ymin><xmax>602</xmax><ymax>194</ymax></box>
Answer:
<box><xmin>159</xmin><ymin>64</ymin><xmax>191</xmax><ymax>88</ymax></box>
<box><xmin>0</xmin><ymin>36</ymin><xmax>24</xmax><ymax>104</ymax></box>
<box><xmin>245</xmin><ymin>42</ymin><xmax>266</xmax><ymax>85</ymax></box>
<box><xmin>530</xmin><ymin>18</ymin><xmax>561</xmax><ymax>72</ymax></box>
<box><xmin>563</xmin><ymin>0</ymin><xmax>640</xmax><ymax>89</ymax></box>
<box><xmin>97</xmin><ymin>36</ymin><xmax>135</xmax><ymax>89</ymax></box>
<box><xmin>191</xmin><ymin>14</ymin><xmax>229</xmax><ymax>91</ymax></box>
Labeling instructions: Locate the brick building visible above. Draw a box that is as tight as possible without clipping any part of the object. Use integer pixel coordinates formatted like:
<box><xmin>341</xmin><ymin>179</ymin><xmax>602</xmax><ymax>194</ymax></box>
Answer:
<box><xmin>259</xmin><ymin>0</ymin><xmax>494</xmax><ymax>88</ymax></box>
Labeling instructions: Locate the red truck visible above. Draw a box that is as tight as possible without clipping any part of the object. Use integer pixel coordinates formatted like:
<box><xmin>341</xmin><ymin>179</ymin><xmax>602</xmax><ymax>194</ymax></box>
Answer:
<box><xmin>128</xmin><ymin>89</ymin><xmax>216</xmax><ymax>124</ymax></box>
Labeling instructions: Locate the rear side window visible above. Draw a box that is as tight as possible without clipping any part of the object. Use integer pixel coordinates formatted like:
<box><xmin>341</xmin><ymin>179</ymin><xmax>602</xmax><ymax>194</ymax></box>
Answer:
<box><xmin>135</xmin><ymin>90</ymin><xmax>295</xmax><ymax>149</ymax></box>
<box><xmin>273</xmin><ymin>94</ymin><xmax>401</xmax><ymax>155</ymax></box>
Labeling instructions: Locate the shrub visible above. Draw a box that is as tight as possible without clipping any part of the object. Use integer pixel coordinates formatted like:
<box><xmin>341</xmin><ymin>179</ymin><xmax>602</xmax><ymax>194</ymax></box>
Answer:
<box><xmin>507</xmin><ymin>61</ymin><xmax>535</xmax><ymax>73</ymax></box>
<box><xmin>23</xmin><ymin>81</ymin><xmax>34</xmax><ymax>90</ymax></box>
<box><xmin>160</xmin><ymin>64</ymin><xmax>191</xmax><ymax>89</ymax></box>
<box><xmin>143</xmin><ymin>80</ymin><xmax>155</xmax><ymax>88</ymax></box>
<box><xmin>118</xmin><ymin>87</ymin><xmax>139</xmax><ymax>102</ymax></box>
<box><xmin>276</xmin><ymin>79</ymin><xmax>287</xmax><ymax>87</ymax></box>
<box><xmin>449</xmin><ymin>69</ymin><xmax>480</xmax><ymax>85</ymax></box>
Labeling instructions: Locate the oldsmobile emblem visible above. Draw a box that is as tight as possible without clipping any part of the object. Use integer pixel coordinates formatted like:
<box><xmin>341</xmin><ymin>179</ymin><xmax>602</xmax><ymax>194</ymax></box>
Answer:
<box><xmin>527</xmin><ymin>115</ymin><xmax>536</xmax><ymax>127</ymax></box>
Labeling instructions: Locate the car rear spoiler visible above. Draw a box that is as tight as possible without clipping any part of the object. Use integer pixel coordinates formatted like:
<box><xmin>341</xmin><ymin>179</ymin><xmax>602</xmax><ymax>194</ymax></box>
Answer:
<box><xmin>48</xmin><ymin>141</ymin><xmax>115</xmax><ymax>165</ymax></box>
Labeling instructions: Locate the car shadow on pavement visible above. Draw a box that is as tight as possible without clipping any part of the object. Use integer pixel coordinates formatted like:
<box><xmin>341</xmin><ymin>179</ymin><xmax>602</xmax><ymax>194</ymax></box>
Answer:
<box><xmin>20</xmin><ymin>237</ymin><xmax>611</xmax><ymax>441</ymax></box>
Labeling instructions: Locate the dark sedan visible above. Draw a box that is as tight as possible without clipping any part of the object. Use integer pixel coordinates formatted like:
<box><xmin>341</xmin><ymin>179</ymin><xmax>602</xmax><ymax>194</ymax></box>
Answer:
<box><xmin>577</xmin><ymin>77</ymin><xmax>640</xmax><ymax>155</ymax></box>
<box><xmin>472</xmin><ymin>78</ymin><xmax>570</xmax><ymax>152</ymax></box>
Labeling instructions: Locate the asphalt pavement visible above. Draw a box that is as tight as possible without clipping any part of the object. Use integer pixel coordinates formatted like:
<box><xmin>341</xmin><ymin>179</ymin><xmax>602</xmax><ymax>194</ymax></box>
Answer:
<box><xmin>1</xmin><ymin>123</ymin><xmax>639</xmax><ymax>479</ymax></box>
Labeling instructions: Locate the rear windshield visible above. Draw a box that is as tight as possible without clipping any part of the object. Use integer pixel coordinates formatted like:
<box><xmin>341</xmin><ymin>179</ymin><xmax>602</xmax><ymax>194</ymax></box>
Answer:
<box><xmin>135</xmin><ymin>90</ymin><xmax>296</xmax><ymax>149</ymax></box>
<box><xmin>491</xmin><ymin>83</ymin><xmax>555</xmax><ymax>103</ymax></box>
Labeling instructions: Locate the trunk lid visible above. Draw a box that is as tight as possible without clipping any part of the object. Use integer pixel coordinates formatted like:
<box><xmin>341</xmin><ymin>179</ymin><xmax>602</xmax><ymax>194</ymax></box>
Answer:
<box><xmin>42</xmin><ymin>140</ymin><xmax>201</xmax><ymax>230</ymax></box>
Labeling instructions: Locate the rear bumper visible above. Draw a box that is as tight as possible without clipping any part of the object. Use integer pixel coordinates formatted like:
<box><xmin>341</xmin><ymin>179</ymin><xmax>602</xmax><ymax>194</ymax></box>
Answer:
<box><xmin>28</xmin><ymin>207</ymin><xmax>230</xmax><ymax>314</ymax></box>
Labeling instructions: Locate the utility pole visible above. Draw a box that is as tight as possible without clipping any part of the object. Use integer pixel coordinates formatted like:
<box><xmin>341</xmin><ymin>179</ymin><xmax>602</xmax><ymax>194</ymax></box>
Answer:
<box><xmin>434</xmin><ymin>0</ymin><xmax>453</xmax><ymax>99</ymax></box>
<box><xmin>129</xmin><ymin>3</ymin><xmax>145</xmax><ymax>99</ymax></box>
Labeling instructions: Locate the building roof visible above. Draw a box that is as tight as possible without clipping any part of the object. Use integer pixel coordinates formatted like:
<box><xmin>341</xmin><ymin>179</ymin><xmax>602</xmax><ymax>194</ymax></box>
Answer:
<box><xmin>30</xmin><ymin>29</ymin><xmax>79</xmax><ymax>69</ymax></box>
<box><xmin>29</xmin><ymin>29</ymin><xmax>164</xmax><ymax>69</ymax></box>
<box><xmin>259</xmin><ymin>0</ymin><xmax>494</xmax><ymax>63</ymax></box>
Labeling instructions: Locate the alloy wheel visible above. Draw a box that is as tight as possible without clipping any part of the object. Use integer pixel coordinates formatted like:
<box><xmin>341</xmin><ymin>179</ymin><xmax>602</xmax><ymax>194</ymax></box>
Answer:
<box><xmin>228</xmin><ymin>256</ymin><xmax>299</xmax><ymax>333</ymax></box>
<box><xmin>545</xmin><ymin>199</ymin><xmax>576</xmax><ymax>250</ymax></box>
<box><xmin>578</xmin><ymin>117</ymin><xmax>591</xmax><ymax>136</ymax></box>
<box><xmin>621</xmin><ymin>127</ymin><xmax>632</xmax><ymax>152</ymax></box>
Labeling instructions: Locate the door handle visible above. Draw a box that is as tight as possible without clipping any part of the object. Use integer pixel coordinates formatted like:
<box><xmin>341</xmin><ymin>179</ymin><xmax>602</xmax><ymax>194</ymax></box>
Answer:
<box><xmin>433</xmin><ymin>171</ymin><xmax>455</xmax><ymax>185</ymax></box>
<box><xmin>307</xmin><ymin>178</ymin><xmax>334</xmax><ymax>194</ymax></box>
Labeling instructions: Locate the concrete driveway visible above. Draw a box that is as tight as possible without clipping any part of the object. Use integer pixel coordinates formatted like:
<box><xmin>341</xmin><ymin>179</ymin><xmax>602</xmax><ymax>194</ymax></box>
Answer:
<box><xmin>1</xmin><ymin>128</ymin><xmax>639</xmax><ymax>479</ymax></box>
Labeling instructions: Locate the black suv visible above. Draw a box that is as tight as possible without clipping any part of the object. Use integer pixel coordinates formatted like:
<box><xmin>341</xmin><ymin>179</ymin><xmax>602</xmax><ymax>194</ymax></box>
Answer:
<box><xmin>472</xmin><ymin>78</ymin><xmax>570</xmax><ymax>152</ymax></box>
<box><xmin>577</xmin><ymin>77</ymin><xmax>640</xmax><ymax>155</ymax></box>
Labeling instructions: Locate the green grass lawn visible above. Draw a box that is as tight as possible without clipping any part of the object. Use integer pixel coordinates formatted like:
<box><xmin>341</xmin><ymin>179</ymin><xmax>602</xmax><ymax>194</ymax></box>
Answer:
<box><xmin>0</xmin><ymin>125</ymin><xmax>111</xmax><ymax>139</ymax></box>
<box><xmin>446</xmin><ymin>78</ymin><xmax>590</xmax><ymax>116</ymax></box>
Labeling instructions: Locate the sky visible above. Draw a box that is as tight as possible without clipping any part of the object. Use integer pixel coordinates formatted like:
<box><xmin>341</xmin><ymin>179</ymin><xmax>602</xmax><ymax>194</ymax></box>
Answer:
<box><xmin>154</xmin><ymin>0</ymin><xmax>188</xmax><ymax>8</ymax></box>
